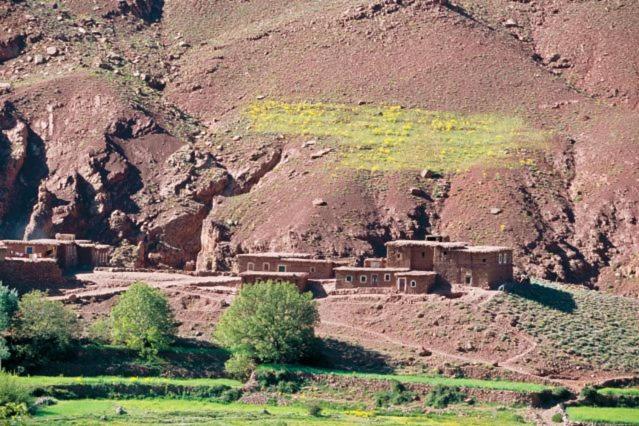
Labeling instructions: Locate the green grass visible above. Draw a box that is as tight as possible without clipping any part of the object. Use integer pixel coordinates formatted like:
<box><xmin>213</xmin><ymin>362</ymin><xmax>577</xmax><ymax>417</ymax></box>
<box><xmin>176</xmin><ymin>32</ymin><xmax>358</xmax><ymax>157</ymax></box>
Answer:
<box><xmin>567</xmin><ymin>406</ymin><xmax>639</xmax><ymax>424</ymax></box>
<box><xmin>17</xmin><ymin>375</ymin><xmax>241</xmax><ymax>389</ymax></box>
<box><xmin>247</xmin><ymin>100</ymin><xmax>547</xmax><ymax>172</ymax></box>
<box><xmin>487</xmin><ymin>281</ymin><xmax>639</xmax><ymax>372</ymax></box>
<box><xmin>599</xmin><ymin>388</ymin><xmax>639</xmax><ymax>396</ymax></box>
<box><xmin>32</xmin><ymin>398</ymin><xmax>531</xmax><ymax>425</ymax></box>
<box><xmin>263</xmin><ymin>364</ymin><xmax>553</xmax><ymax>393</ymax></box>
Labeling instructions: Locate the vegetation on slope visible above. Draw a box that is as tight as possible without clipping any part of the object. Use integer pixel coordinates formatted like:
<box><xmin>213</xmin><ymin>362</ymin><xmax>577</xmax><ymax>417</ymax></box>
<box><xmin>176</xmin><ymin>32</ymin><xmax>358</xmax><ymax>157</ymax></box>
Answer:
<box><xmin>488</xmin><ymin>281</ymin><xmax>639</xmax><ymax>372</ymax></box>
<box><xmin>566</xmin><ymin>406</ymin><xmax>639</xmax><ymax>425</ymax></box>
<box><xmin>247</xmin><ymin>101</ymin><xmax>547</xmax><ymax>172</ymax></box>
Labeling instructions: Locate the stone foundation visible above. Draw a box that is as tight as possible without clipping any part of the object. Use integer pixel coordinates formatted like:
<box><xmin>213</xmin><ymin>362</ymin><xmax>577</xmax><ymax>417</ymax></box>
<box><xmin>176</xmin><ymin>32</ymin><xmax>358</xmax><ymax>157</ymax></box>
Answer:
<box><xmin>0</xmin><ymin>258</ymin><xmax>65</xmax><ymax>292</ymax></box>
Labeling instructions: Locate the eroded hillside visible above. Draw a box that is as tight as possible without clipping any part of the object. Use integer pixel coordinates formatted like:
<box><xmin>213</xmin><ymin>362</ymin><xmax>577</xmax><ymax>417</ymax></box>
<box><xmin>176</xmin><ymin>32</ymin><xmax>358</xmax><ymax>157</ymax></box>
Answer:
<box><xmin>1</xmin><ymin>0</ymin><xmax>638</xmax><ymax>292</ymax></box>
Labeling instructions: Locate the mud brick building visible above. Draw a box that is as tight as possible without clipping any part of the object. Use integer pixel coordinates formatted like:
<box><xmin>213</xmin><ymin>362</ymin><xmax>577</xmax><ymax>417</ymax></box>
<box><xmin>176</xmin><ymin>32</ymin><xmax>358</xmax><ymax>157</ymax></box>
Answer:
<box><xmin>239</xmin><ymin>271</ymin><xmax>309</xmax><ymax>291</ymax></box>
<box><xmin>236</xmin><ymin>235</ymin><xmax>513</xmax><ymax>294</ymax></box>
<box><xmin>236</xmin><ymin>253</ymin><xmax>334</xmax><ymax>279</ymax></box>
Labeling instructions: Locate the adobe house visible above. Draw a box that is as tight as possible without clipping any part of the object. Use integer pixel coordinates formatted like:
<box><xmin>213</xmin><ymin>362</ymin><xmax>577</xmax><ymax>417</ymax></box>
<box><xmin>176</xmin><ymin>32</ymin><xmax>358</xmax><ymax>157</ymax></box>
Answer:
<box><xmin>433</xmin><ymin>245</ymin><xmax>513</xmax><ymax>289</ymax></box>
<box><xmin>363</xmin><ymin>257</ymin><xmax>386</xmax><ymax>268</ymax></box>
<box><xmin>239</xmin><ymin>271</ymin><xmax>309</xmax><ymax>292</ymax></box>
<box><xmin>334</xmin><ymin>266</ymin><xmax>410</xmax><ymax>289</ymax></box>
<box><xmin>395</xmin><ymin>271</ymin><xmax>437</xmax><ymax>294</ymax></box>
<box><xmin>385</xmin><ymin>240</ymin><xmax>468</xmax><ymax>270</ymax></box>
<box><xmin>236</xmin><ymin>252</ymin><xmax>334</xmax><ymax>279</ymax></box>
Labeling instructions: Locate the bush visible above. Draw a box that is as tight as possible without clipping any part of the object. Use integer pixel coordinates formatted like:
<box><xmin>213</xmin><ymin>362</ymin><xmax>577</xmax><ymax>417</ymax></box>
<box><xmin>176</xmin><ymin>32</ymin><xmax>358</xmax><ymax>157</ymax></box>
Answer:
<box><xmin>0</xmin><ymin>285</ymin><xmax>16</xmax><ymax>369</ymax></box>
<box><xmin>0</xmin><ymin>371</ymin><xmax>32</xmax><ymax>418</ymax></box>
<box><xmin>424</xmin><ymin>385</ymin><xmax>466</xmax><ymax>408</ymax></box>
<box><xmin>254</xmin><ymin>368</ymin><xmax>303</xmax><ymax>393</ymax></box>
<box><xmin>111</xmin><ymin>283</ymin><xmax>176</xmax><ymax>358</ymax></box>
<box><xmin>214</xmin><ymin>281</ymin><xmax>319</xmax><ymax>363</ymax></box>
<box><xmin>375</xmin><ymin>381</ymin><xmax>417</xmax><ymax>407</ymax></box>
<box><xmin>551</xmin><ymin>412</ymin><xmax>563</xmax><ymax>423</ymax></box>
<box><xmin>219</xmin><ymin>388</ymin><xmax>243</xmax><ymax>403</ymax></box>
<box><xmin>307</xmin><ymin>403</ymin><xmax>322</xmax><ymax>417</ymax></box>
<box><xmin>12</xmin><ymin>291</ymin><xmax>78</xmax><ymax>366</ymax></box>
<box><xmin>224</xmin><ymin>353</ymin><xmax>256</xmax><ymax>381</ymax></box>
<box><xmin>87</xmin><ymin>318</ymin><xmax>112</xmax><ymax>344</ymax></box>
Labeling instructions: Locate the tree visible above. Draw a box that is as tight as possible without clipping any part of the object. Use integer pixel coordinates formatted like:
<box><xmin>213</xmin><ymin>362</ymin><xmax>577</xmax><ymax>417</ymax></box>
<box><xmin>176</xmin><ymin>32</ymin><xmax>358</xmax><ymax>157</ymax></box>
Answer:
<box><xmin>0</xmin><ymin>284</ymin><xmax>18</xmax><ymax>369</ymax></box>
<box><xmin>110</xmin><ymin>282</ymin><xmax>176</xmax><ymax>357</ymax></box>
<box><xmin>13</xmin><ymin>291</ymin><xmax>78</xmax><ymax>366</ymax></box>
<box><xmin>214</xmin><ymin>281</ymin><xmax>319</xmax><ymax>364</ymax></box>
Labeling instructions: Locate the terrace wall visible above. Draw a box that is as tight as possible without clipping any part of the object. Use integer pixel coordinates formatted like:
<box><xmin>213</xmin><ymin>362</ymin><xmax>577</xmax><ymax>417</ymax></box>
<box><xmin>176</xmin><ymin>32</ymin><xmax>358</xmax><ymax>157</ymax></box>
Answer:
<box><xmin>0</xmin><ymin>258</ymin><xmax>65</xmax><ymax>292</ymax></box>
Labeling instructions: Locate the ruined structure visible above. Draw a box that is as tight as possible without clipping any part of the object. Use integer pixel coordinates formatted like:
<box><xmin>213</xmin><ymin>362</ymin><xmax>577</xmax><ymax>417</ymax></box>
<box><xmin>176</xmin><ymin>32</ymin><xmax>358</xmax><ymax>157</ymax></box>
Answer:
<box><xmin>236</xmin><ymin>236</ymin><xmax>514</xmax><ymax>293</ymax></box>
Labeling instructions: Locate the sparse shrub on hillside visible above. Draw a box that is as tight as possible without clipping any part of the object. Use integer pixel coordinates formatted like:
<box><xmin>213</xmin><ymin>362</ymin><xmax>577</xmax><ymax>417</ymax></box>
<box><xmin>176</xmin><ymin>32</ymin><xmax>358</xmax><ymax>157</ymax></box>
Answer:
<box><xmin>224</xmin><ymin>352</ymin><xmax>256</xmax><ymax>381</ymax></box>
<box><xmin>111</xmin><ymin>283</ymin><xmax>176</xmax><ymax>358</ymax></box>
<box><xmin>12</xmin><ymin>291</ymin><xmax>78</xmax><ymax>367</ymax></box>
<box><xmin>307</xmin><ymin>403</ymin><xmax>322</xmax><ymax>417</ymax></box>
<box><xmin>254</xmin><ymin>368</ymin><xmax>304</xmax><ymax>394</ymax></box>
<box><xmin>551</xmin><ymin>412</ymin><xmax>563</xmax><ymax>423</ymax></box>
<box><xmin>424</xmin><ymin>385</ymin><xmax>466</xmax><ymax>408</ymax></box>
<box><xmin>87</xmin><ymin>317</ymin><xmax>112</xmax><ymax>344</ymax></box>
<box><xmin>0</xmin><ymin>371</ymin><xmax>33</xmax><ymax>419</ymax></box>
<box><xmin>214</xmin><ymin>281</ymin><xmax>319</xmax><ymax>364</ymax></box>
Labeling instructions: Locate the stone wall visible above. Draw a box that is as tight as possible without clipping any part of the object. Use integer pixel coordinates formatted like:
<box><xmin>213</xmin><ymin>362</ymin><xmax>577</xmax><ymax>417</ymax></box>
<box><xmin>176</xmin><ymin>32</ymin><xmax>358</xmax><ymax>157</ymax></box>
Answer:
<box><xmin>0</xmin><ymin>258</ymin><xmax>65</xmax><ymax>292</ymax></box>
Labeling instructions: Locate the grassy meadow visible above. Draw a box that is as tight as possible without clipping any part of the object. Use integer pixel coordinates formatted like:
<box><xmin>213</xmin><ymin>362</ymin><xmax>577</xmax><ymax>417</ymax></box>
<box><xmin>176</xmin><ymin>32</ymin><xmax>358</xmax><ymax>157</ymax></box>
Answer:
<box><xmin>247</xmin><ymin>100</ymin><xmax>547</xmax><ymax>172</ymax></box>
<box><xmin>566</xmin><ymin>406</ymin><xmax>639</xmax><ymax>425</ymax></box>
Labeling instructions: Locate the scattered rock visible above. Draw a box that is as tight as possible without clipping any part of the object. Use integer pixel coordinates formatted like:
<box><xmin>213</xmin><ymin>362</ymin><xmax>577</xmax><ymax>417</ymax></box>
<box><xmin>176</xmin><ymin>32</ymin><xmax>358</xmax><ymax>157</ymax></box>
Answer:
<box><xmin>33</xmin><ymin>54</ymin><xmax>45</xmax><ymax>65</ymax></box>
<box><xmin>115</xmin><ymin>406</ymin><xmax>127</xmax><ymax>415</ymax></box>
<box><xmin>232</xmin><ymin>135</ymin><xmax>242</xmax><ymax>141</ymax></box>
<box><xmin>0</xmin><ymin>83</ymin><xmax>12</xmax><ymax>94</ymax></box>
<box><xmin>302</xmin><ymin>139</ymin><xmax>317</xmax><ymax>148</ymax></box>
<box><xmin>503</xmin><ymin>18</ymin><xmax>518</xmax><ymax>28</ymax></box>
<box><xmin>46</xmin><ymin>46</ymin><xmax>59</xmax><ymax>56</ymax></box>
<box><xmin>310</xmin><ymin>148</ymin><xmax>332</xmax><ymax>159</ymax></box>
<box><xmin>410</xmin><ymin>187</ymin><xmax>427</xmax><ymax>197</ymax></box>
<box><xmin>490</xmin><ymin>207</ymin><xmax>502</xmax><ymax>215</ymax></box>
<box><xmin>312</xmin><ymin>198</ymin><xmax>327</xmax><ymax>207</ymax></box>
<box><xmin>418</xmin><ymin>347</ymin><xmax>432</xmax><ymax>357</ymax></box>
<box><xmin>420</xmin><ymin>169</ymin><xmax>434</xmax><ymax>179</ymax></box>
<box><xmin>256</xmin><ymin>94</ymin><xmax>266</xmax><ymax>100</ymax></box>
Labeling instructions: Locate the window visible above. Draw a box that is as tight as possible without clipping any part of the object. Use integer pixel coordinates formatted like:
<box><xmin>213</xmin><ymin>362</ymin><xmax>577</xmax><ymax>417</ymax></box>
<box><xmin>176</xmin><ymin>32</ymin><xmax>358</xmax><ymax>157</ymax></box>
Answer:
<box><xmin>372</xmin><ymin>274</ymin><xmax>379</xmax><ymax>285</ymax></box>
<box><xmin>503</xmin><ymin>253</ymin><xmax>508</xmax><ymax>264</ymax></box>
<box><xmin>278</xmin><ymin>264</ymin><xmax>286</xmax><ymax>272</ymax></box>
<box><xmin>465</xmin><ymin>274</ymin><xmax>472</xmax><ymax>285</ymax></box>
<box><xmin>263</xmin><ymin>262</ymin><xmax>270</xmax><ymax>271</ymax></box>
<box><xmin>26</xmin><ymin>247</ymin><xmax>34</xmax><ymax>255</ymax></box>
<box><xmin>410</xmin><ymin>280</ymin><xmax>417</xmax><ymax>288</ymax></box>
<box><xmin>482</xmin><ymin>258</ymin><xmax>487</xmax><ymax>263</ymax></box>
<box><xmin>421</xmin><ymin>251</ymin><xmax>425</xmax><ymax>258</ymax></box>
<box><xmin>384</xmin><ymin>273</ymin><xmax>391</xmax><ymax>282</ymax></box>
<box><xmin>310</xmin><ymin>266</ymin><xmax>316</xmax><ymax>273</ymax></box>
<box><xmin>345</xmin><ymin>275</ymin><xmax>353</xmax><ymax>283</ymax></box>
<box><xmin>396</xmin><ymin>252</ymin><xmax>402</xmax><ymax>260</ymax></box>
<box><xmin>247</xmin><ymin>262</ymin><xmax>255</xmax><ymax>271</ymax></box>
<box><xmin>360</xmin><ymin>275</ymin><xmax>367</xmax><ymax>284</ymax></box>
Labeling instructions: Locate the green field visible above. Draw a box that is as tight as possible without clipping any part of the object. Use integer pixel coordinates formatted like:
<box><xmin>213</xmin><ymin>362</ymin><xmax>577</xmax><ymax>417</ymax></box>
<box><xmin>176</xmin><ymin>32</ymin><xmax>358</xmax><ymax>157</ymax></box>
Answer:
<box><xmin>247</xmin><ymin>101</ymin><xmax>547</xmax><ymax>172</ymax></box>
<box><xmin>487</xmin><ymin>281</ymin><xmax>639</xmax><ymax>372</ymax></box>
<box><xmin>567</xmin><ymin>406</ymin><xmax>639</xmax><ymax>425</ymax></box>
<box><xmin>264</xmin><ymin>365</ymin><xmax>554</xmax><ymax>393</ymax></box>
<box><xmin>33</xmin><ymin>398</ymin><xmax>531</xmax><ymax>425</ymax></box>
<box><xmin>17</xmin><ymin>375</ymin><xmax>241</xmax><ymax>389</ymax></box>
<box><xmin>599</xmin><ymin>387</ymin><xmax>639</xmax><ymax>396</ymax></box>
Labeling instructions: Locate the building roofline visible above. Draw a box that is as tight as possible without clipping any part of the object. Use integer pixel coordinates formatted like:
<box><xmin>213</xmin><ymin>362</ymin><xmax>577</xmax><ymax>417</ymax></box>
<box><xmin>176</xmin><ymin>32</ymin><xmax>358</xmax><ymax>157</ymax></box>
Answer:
<box><xmin>239</xmin><ymin>271</ymin><xmax>309</xmax><ymax>278</ymax></box>
<box><xmin>334</xmin><ymin>267</ymin><xmax>410</xmax><ymax>272</ymax></box>
<box><xmin>385</xmin><ymin>240</ymin><xmax>468</xmax><ymax>248</ymax></box>
<box><xmin>237</xmin><ymin>252</ymin><xmax>312</xmax><ymax>259</ymax></box>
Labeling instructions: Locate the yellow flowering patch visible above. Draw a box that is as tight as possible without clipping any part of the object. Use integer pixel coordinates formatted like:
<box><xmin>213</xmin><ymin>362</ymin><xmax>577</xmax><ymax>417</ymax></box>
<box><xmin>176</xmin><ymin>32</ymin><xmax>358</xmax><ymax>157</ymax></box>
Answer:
<box><xmin>247</xmin><ymin>101</ymin><xmax>548</xmax><ymax>172</ymax></box>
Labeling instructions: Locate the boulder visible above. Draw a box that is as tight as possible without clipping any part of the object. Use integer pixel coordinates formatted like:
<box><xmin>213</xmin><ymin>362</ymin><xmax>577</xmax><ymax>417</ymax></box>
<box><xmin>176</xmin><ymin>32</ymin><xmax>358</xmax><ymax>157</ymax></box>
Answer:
<box><xmin>312</xmin><ymin>198</ymin><xmax>327</xmax><ymax>206</ymax></box>
<box><xmin>490</xmin><ymin>207</ymin><xmax>502</xmax><ymax>215</ymax></box>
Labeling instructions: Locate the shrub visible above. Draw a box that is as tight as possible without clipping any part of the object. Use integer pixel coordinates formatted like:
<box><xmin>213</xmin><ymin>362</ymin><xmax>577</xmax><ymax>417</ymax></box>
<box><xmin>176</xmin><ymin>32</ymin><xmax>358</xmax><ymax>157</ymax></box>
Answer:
<box><xmin>219</xmin><ymin>388</ymin><xmax>243</xmax><ymax>403</ymax></box>
<box><xmin>255</xmin><ymin>368</ymin><xmax>303</xmax><ymax>393</ymax></box>
<box><xmin>87</xmin><ymin>317</ymin><xmax>112</xmax><ymax>344</ymax></box>
<box><xmin>375</xmin><ymin>381</ymin><xmax>417</xmax><ymax>407</ymax></box>
<box><xmin>12</xmin><ymin>291</ymin><xmax>78</xmax><ymax>366</ymax></box>
<box><xmin>551</xmin><ymin>412</ymin><xmax>563</xmax><ymax>423</ymax></box>
<box><xmin>424</xmin><ymin>385</ymin><xmax>466</xmax><ymax>408</ymax></box>
<box><xmin>214</xmin><ymin>281</ymin><xmax>319</xmax><ymax>363</ymax></box>
<box><xmin>307</xmin><ymin>403</ymin><xmax>322</xmax><ymax>417</ymax></box>
<box><xmin>0</xmin><ymin>371</ymin><xmax>32</xmax><ymax>418</ymax></box>
<box><xmin>111</xmin><ymin>283</ymin><xmax>176</xmax><ymax>358</ymax></box>
<box><xmin>224</xmin><ymin>353</ymin><xmax>256</xmax><ymax>381</ymax></box>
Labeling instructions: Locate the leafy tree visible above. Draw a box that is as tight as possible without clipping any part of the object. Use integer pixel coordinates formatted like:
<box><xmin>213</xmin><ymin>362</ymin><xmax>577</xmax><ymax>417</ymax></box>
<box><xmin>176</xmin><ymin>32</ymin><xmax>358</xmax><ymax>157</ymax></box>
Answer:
<box><xmin>0</xmin><ymin>370</ymin><xmax>32</xmax><ymax>419</ymax></box>
<box><xmin>0</xmin><ymin>284</ymin><xmax>18</xmax><ymax>369</ymax></box>
<box><xmin>110</xmin><ymin>282</ymin><xmax>176</xmax><ymax>357</ymax></box>
<box><xmin>12</xmin><ymin>291</ymin><xmax>78</xmax><ymax>367</ymax></box>
<box><xmin>214</xmin><ymin>281</ymin><xmax>319</xmax><ymax>363</ymax></box>
<box><xmin>224</xmin><ymin>352</ymin><xmax>256</xmax><ymax>381</ymax></box>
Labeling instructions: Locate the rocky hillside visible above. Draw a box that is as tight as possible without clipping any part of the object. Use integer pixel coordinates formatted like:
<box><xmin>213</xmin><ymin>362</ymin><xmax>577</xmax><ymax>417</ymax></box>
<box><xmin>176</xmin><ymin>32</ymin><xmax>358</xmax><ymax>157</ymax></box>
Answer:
<box><xmin>1</xmin><ymin>0</ymin><xmax>638</xmax><ymax>292</ymax></box>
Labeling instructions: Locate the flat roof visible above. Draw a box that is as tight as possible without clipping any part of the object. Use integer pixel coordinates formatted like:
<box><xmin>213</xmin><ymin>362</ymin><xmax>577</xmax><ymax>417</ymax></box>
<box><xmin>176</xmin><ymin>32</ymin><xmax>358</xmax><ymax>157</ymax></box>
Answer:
<box><xmin>385</xmin><ymin>240</ymin><xmax>468</xmax><ymax>248</ymax></box>
<box><xmin>280</xmin><ymin>258</ymin><xmax>333</xmax><ymax>264</ymax></box>
<box><xmin>237</xmin><ymin>252</ymin><xmax>312</xmax><ymax>259</ymax></box>
<box><xmin>240</xmin><ymin>271</ymin><xmax>309</xmax><ymax>278</ymax></box>
<box><xmin>334</xmin><ymin>267</ymin><xmax>410</xmax><ymax>272</ymax></box>
<box><xmin>1</xmin><ymin>239</ymin><xmax>72</xmax><ymax>246</ymax></box>
<box><xmin>396</xmin><ymin>271</ymin><xmax>438</xmax><ymax>276</ymax></box>
<box><xmin>458</xmin><ymin>246</ymin><xmax>512</xmax><ymax>253</ymax></box>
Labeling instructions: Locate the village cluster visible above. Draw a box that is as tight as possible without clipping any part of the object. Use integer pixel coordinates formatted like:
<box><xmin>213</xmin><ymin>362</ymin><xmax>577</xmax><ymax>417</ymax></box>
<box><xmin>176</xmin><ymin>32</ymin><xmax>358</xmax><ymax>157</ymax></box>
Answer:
<box><xmin>0</xmin><ymin>234</ymin><xmax>513</xmax><ymax>294</ymax></box>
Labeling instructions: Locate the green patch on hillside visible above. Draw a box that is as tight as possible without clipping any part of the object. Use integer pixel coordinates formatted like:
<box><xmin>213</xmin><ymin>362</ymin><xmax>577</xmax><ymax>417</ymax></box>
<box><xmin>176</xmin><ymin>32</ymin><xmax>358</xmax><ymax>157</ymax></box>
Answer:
<box><xmin>17</xmin><ymin>375</ymin><xmax>241</xmax><ymax>389</ymax></box>
<box><xmin>567</xmin><ymin>406</ymin><xmax>639</xmax><ymax>425</ymax></box>
<box><xmin>263</xmin><ymin>365</ymin><xmax>553</xmax><ymax>393</ymax></box>
<box><xmin>488</xmin><ymin>281</ymin><xmax>639</xmax><ymax>372</ymax></box>
<box><xmin>599</xmin><ymin>387</ymin><xmax>639</xmax><ymax>396</ymax></box>
<box><xmin>33</xmin><ymin>398</ymin><xmax>531</xmax><ymax>425</ymax></box>
<box><xmin>247</xmin><ymin>101</ymin><xmax>547</xmax><ymax>172</ymax></box>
